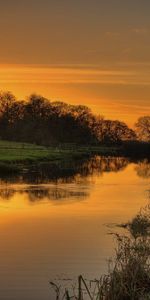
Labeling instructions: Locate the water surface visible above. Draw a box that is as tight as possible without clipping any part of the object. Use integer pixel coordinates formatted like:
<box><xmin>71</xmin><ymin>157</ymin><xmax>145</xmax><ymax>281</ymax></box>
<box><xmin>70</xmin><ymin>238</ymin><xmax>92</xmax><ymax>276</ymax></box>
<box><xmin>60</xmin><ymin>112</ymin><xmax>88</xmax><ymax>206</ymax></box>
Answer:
<box><xmin>0</xmin><ymin>157</ymin><xmax>149</xmax><ymax>300</ymax></box>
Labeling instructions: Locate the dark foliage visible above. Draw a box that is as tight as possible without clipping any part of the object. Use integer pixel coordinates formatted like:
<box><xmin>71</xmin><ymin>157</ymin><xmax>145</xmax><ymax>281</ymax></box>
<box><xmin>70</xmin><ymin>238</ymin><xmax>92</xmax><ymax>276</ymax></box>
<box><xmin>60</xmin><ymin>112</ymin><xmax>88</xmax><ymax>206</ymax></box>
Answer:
<box><xmin>122</xmin><ymin>141</ymin><xmax>150</xmax><ymax>158</ymax></box>
<box><xmin>0</xmin><ymin>92</ymin><xmax>136</xmax><ymax>146</ymax></box>
<box><xmin>135</xmin><ymin>116</ymin><xmax>150</xmax><ymax>142</ymax></box>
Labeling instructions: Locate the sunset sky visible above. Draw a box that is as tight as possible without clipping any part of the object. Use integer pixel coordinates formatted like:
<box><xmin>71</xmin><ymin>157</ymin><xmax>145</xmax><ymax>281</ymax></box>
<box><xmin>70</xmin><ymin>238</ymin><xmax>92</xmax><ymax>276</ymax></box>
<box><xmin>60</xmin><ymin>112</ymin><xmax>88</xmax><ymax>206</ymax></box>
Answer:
<box><xmin>0</xmin><ymin>0</ymin><xmax>150</xmax><ymax>126</ymax></box>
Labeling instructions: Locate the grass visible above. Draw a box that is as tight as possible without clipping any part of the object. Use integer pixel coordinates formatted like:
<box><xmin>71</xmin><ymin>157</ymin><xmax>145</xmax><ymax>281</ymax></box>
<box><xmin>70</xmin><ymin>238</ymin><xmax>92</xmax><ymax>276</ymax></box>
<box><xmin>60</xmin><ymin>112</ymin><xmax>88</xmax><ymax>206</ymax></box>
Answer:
<box><xmin>0</xmin><ymin>140</ymin><xmax>149</xmax><ymax>165</ymax></box>
<box><xmin>0</xmin><ymin>140</ymin><xmax>118</xmax><ymax>163</ymax></box>
<box><xmin>50</xmin><ymin>206</ymin><xmax>150</xmax><ymax>300</ymax></box>
<box><xmin>118</xmin><ymin>205</ymin><xmax>150</xmax><ymax>238</ymax></box>
<box><xmin>0</xmin><ymin>140</ymin><xmax>119</xmax><ymax>175</ymax></box>
<box><xmin>0</xmin><ymin>140</ymin><xmax>57</xmax><ymax>162</ymax></box>
<box><xmin>50</xmin><ymin>238</ymin><xmax>150</xmax><ymax>299</ymax></box>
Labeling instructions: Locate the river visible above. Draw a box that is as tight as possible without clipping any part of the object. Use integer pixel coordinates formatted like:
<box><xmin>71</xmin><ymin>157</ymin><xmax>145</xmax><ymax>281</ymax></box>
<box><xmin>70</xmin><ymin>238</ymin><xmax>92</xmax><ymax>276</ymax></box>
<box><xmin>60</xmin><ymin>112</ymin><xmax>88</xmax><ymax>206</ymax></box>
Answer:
<box><xmin>0</xmin><ymin>156</ymin><xmax>149</xmax><ymax>299</ymax></box>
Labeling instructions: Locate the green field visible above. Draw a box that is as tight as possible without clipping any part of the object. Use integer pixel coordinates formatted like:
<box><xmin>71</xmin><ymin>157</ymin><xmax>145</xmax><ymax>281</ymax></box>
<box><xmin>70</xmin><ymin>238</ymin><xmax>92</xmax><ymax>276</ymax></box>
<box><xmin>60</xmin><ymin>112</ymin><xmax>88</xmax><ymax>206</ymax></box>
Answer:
<box><xmin>0</xmin><ymin>140</ymin><xmax>118</xmax><ymax>163</ymax></box>
<box><xmin>0</xmin><ymin>140</ymin><xmax>66</xmax><ymax>162</ymax></box>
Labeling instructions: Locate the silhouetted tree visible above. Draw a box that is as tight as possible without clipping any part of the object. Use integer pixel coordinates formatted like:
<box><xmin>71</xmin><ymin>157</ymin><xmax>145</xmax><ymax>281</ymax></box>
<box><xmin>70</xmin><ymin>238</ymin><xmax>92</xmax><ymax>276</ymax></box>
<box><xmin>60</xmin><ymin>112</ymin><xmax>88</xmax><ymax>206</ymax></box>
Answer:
<box><xmin>0</xmin><ymin>91</ymin><xmax>137</xmax><ymax>146</ymax></box>
<box><xmin>94</xmin><ymin>119</ymin><xmax>136</xmax><ymax>144</ymax></box>
<box><xmin>0</xmin><ymin>91</ymin><xmax>16</xmax><ymax>116</ymax></box>
<box><xmin>135</xmin><ymin>116</ymin><xmax>150</xmax><ymax>142</ymax></box>
<box><xmin>0</xmin><ymin>92</ymin><xmax>17</xmax><ymax>138</ymax></box>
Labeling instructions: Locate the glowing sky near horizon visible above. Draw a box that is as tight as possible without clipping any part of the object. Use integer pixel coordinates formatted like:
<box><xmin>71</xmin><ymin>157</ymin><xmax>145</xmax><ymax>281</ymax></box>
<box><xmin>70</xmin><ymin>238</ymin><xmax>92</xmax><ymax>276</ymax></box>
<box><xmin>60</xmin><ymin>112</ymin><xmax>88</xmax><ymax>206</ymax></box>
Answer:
<box><xmin>0</xmin><ymin>0</ymin><xmax>150</xmax><ymax>126</ymax></box>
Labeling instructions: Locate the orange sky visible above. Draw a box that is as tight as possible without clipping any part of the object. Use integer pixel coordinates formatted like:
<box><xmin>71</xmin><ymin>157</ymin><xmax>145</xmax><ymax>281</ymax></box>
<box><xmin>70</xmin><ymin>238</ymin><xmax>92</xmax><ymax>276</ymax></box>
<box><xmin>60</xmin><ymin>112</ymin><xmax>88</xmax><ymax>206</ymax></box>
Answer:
<box><xmin>0</xmin><ymin>1</ymin><xmax>150</xmax><ymax>126</ymax></box>
<box><xmin>0</xmin><ymin>64</ymin><xmax>150</xmax><ymax>126</ymax></box>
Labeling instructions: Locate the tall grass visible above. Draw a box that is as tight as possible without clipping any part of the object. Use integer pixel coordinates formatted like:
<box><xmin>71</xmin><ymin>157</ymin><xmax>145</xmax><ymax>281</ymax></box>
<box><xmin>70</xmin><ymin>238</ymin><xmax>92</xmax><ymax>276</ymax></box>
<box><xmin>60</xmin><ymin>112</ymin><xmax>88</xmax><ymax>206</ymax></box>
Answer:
<box><xmin>50</xmin><ymin>206</ymin><xmax>150</xmax><ymax>300</ymax></box>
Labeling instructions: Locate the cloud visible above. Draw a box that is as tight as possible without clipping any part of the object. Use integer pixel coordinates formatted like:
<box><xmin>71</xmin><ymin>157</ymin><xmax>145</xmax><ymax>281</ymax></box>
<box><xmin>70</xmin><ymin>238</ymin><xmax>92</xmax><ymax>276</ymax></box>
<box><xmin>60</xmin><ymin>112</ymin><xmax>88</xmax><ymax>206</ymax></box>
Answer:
<box><xmin>131</xmin><ymin>27</ymin><xmax>148</xmax><ymax>35</ymax></box>
<box><xmin>105</xmin><ymin>31</ymin><xmax>120</xmax><ymax>38</ymax></box>
<box><xmin>0</xmin><ymin>64</ymin><xmax>150</xmax><ymax>86</ymax></box>
<box><xmin>0</xmin><ymin>65</ymin><xmax>133</xmax><ymax>85</ymax></box>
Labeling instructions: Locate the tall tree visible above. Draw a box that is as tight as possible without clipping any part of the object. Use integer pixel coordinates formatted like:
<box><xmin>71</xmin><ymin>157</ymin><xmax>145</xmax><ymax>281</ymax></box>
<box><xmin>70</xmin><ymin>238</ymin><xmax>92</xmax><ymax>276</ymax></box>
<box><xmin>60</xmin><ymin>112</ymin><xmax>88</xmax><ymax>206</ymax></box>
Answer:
<box><xmin>0</xmin><ymin>92</ymin><xmax>16</xmax><ymax>120</ymax></box>
<box><xmin>135</xmin><ymin>116</ymin><xmax>150</xmax><ymax>142</ymax></box>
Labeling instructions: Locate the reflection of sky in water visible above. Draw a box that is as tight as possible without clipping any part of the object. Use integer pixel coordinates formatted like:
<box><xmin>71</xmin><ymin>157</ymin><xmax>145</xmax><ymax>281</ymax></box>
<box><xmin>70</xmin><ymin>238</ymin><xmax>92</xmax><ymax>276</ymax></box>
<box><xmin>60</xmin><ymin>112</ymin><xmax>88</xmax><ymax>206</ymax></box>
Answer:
<box><xmin>0</xmin><ymin>157</ymin><xmax>149</xmax><ymax>299</ymax></box>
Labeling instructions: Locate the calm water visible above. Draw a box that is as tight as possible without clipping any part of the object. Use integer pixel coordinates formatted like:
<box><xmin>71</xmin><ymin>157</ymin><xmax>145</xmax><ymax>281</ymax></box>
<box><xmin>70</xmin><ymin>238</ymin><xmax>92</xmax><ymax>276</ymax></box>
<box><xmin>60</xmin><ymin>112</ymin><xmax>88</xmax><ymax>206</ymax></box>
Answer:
<box><xmin>0</xmin><ymin>157</ymin><xmax>149</xmax><ymax>300</ymax></box>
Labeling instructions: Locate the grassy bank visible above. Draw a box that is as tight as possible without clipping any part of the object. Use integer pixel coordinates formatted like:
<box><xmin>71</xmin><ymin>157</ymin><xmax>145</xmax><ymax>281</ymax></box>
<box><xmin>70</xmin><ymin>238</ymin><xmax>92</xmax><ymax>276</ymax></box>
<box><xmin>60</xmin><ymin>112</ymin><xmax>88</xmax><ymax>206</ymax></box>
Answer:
<box><xmin>0</xmin><ymin>140</ymin><xmax>149</xmax><ymax>175</ymax></box>
<box><xmin>0</xmin><ymin>140</ymin><xmax>118</xmax><ymax>172</ymax></box>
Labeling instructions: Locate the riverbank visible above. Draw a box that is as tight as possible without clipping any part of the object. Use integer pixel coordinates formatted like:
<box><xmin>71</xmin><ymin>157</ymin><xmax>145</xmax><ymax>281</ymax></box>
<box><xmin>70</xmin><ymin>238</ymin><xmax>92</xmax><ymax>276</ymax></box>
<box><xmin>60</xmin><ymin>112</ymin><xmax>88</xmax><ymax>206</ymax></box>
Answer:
<box><xmin>0</xmin><ymin>140</ymin><xmax>118</xmax><ymax>172</ymax></box>
<box><xmin>0</xmin><ymin>140</ymin><xmax>149</xmax><ymax>174</ymax></box>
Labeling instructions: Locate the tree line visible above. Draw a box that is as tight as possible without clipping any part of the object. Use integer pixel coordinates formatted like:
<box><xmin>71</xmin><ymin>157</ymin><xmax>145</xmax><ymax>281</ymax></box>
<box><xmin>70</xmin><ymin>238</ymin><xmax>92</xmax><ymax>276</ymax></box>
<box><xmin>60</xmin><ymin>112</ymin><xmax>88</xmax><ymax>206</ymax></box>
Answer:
<box><xmin>0</xmin><ymin>91</ymin><xmax>149</xmax><ymax>146</ymax></box>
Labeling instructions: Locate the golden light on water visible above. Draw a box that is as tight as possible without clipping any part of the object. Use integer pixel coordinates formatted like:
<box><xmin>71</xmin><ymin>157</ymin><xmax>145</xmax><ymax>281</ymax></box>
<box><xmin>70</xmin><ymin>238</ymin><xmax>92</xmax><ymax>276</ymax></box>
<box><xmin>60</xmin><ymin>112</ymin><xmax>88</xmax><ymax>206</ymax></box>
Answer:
<box><xmin>0</xmin><ymin>163</ymin><xmax>148</xmax><ymax>224</ymax></box>
<box><xmin>0</xmin><ymin>158</ymin><xmax>149</xmax><ymax>298</ymax></box>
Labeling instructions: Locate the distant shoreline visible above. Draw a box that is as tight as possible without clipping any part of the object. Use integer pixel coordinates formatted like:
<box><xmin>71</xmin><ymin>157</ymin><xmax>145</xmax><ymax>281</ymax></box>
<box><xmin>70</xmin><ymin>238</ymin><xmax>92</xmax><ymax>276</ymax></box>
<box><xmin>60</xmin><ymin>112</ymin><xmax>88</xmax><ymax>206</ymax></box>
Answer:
<box><xmin>0</xmin><ymin>140</ymin><xmax>149</xmax><ymax>175</ymax></box>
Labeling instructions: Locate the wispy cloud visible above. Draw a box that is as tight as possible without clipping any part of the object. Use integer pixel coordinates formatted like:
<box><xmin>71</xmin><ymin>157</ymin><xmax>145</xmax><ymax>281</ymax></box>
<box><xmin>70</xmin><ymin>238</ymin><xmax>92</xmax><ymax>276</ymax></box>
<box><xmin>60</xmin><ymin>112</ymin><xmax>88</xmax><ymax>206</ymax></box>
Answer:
<box><xmin>0</xmin><ymin>64</ymin><xmax>149</xmax><ymax>126</ymax></box>
<box><xmin>105</xmin><ymin>31</ymin><xmax>120</xmax><ymax>38</ymax></box>
<box><xmin>0</xmin><ymin>65</ymin><xmax>133</xmax><ymax>85</ymax></box>
<box><xmin>0</xmin><ymin>64</ymin><xmax>149</xmax><ymax>86</ymax></box>
<box><xmin>131</xmin><ymin>27</ymin><xmax>148</xmax><ymax>35</ymax></box>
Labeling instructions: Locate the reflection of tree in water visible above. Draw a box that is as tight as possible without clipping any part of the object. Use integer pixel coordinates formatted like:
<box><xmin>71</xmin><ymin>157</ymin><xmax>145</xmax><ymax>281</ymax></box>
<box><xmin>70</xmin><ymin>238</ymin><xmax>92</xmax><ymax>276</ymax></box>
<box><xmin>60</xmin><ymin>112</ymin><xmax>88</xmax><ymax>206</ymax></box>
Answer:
<box><xmin>0</xmin><ymin>156</ymin><xmax>130</xmax><ymax>203</ymax></box>
<box><xmin>135</xmin><ymin>159</ymin><xmax>150</xmax><ymax>179</ymax></box>
<box><xmin>0</xmin><ymin>186</ymin><xmax>89</xmax><ymax>203</ymax></box>
<box><xmin>80</xmin><ymin>156</ymin><xmax>129</xmax><ymax>177</ymax></box>
<box><xmin>0</xmin><ymin>156</ymin><xmax>130</xmax><ymax>185</ymax></box>
<box><xmin>0</xmin><ymin>188</ymin><xmax>15</xmax><ymax>200</ymax></box>
<box><xmin>26</xmin><ymin>187</ymin><xmax>88</xmax><ymax>203</ymax></box>
<box><xmin>0</xmin><ymin>157</ymin><xmax>149</xmax><ymax>203</ymax></box>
